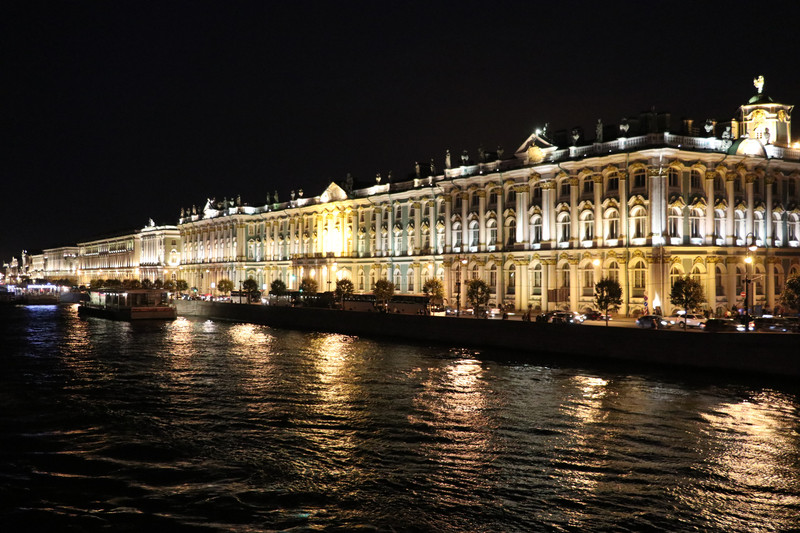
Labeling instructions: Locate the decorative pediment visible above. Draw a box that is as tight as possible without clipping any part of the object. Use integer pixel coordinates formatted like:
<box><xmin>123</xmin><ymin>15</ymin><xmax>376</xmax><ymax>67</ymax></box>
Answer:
<box><xmin>714</xmin><ymin>198</ymin><xmax>728</xmax><ymax>210</ymax></box>
<box><xmin>628</xmin><ymin>194</ymin><xmax>648</xmax><ymax>207</ymax></box>
<box><xmin>320</xmin><ymin>182</ymin><xmax>349</xmax><ymax>203</ymax></box>
<box><xmin>577</xmin><ymin>200</ymin><xmax>594</xmax><ymax>211</ymax></box>
<box><xmin>689</xmin><ymin>196</ymin><xmax>708</xmax><ymax>209</ymax></box>
<box><xmin>602</xmin><ymin>197</ymin><xmax>620</xmax><ymax>210</ymax></box>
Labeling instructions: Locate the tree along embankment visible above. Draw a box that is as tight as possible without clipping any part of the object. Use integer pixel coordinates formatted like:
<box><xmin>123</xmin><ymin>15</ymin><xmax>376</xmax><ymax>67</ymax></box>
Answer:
<box><xmin>175</xmin><ymin>301</ymin><xmax>800</xmax><ymax>378</ymax></box>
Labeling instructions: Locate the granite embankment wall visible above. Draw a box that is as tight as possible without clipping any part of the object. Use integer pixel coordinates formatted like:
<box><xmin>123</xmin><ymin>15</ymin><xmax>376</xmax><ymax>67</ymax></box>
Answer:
<box><xmin>174</xmin><ymin>301</ymin><xmax>800</xmax><ymax>378</ymax></box>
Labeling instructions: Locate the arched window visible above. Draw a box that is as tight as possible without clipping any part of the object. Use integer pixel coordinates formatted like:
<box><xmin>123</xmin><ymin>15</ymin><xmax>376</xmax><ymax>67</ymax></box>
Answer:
<box><xmin>452</xmin><ymin>221</ymin><xmax>462</xmax><ymax>249</ymax></box>
<box><xmin>735</xmin><ymin>210</ymin><xmax>746</xmax><ymax>241</ymax></box>
<box><xmin>369</xmin><ymin>268</ymin><xmax>376</xmax><ymax>289</ymax></box>
<box><xmin>557</xmin><ymin>212</ymin><xmax>571</xmax><ymax>243</ymax></box>
<box><xmin>754</xmin><ymin>211</ymin><xmax>764</xmax><ymax>241</ymax></box>
<box><xmin>489</xmin><ymin>264</ymin><xmax>497</xmax><ymax>294</ymax></box>
<box><xmin>469</xmin><ymin>220</ymin><xmax>479</xmax><ymax>248</ymax></box>
<box><xmin>668</xmin><ymin>168</ymin><xmax>680</xmax><ymax>188</ymax></box>
<box><xmin>714</xmin><ymin>175</ymin><xmax>725</xmax><ymax>194</ymax></box>
<box><xmin>582</xmin><ymin>263</ymin><xmax>594</xmax><ymax>296</ymax></box>
<box><xmin>393</xmin><ymin>269</ymin><xmax>401</xmax><ymax>289</ymax></box>
<box><xmin>715</xmin><ymin>264</ymin><xmax>724</xmax><ymax>293</ymax></box>
<box><xmin>690</xmin><ymin>208</ymin><xmax>704</xmax><ymax>239</ymax></box>
<box><xmin>772</xmin><ymin>212</ymin><xmax>782</xmax><ymax>245</ymax></box>
<box><xmin>487</xmin><ymin>219</ymin><xmax>497</xmax><ymax>246</ymax></box>
<box><xmin>407</xmin><ymin>269</ymin><xmax>414</xmax><ymax>293</ymax></box>
<box><xmin>670</xmin><ymin>266</ymin><xmax>681</xmax><ymax>288</ymax></box>
<box><xmin>506</xmin><ymin>219</ymin><xmax>516</xmax><ymax>246</ymax></box>
<box><xmin>691</xmin><ymin>170</ymin><xmax>702</xmax><ymax>190</ymax></box>
<box><xmin>560</xmin><ymin>179</ymin><xmax>570</xmax><ymax>197</ymax></box>
<box><xmin>560</xmin><ymin>263</ymin><xmax>570</xmax><ymax>288</ymax></box>
<box><xmin>632</xmin><ymin>169</ymin><xmax>646</xmax><ymax>189</ymax></box>
<box><xmin>606</xmin><ymin>210</ymin><xmax>620</xmax><ymax>240</ymax></box>
<box><xmin>789</xmin><ymin>214</ymin><xmax>800</xmax><ymax>242</ymax></box>
<box><xmin>532</xmin><ymin>185</ymin><xmax>542</xmax><ymax>200</ymax></box>
<box><xmin>531</xmin><ymin>215</ymin><xmax>543</xmax><ymax>244</ymax></box>
<box><xmin>506</xmin><ymin>188</ymin><xmax>516</xmax><ymax>206</ymax></box>
<box><xmin>631</xmin><ymin>260</ymin><xmax>646</xmax><ymax>296</ymax></box>
<box><xmin>488</xmin><ymin>190</ymin><xmax>498</xmax><ymax>209</ymax></box>
<box><xmin>358</xmin><ymin>268</ymin><xmax>365</xmax><ymax>291</ymax></box>
<box><xmin>529</xmin><ymin>263</ymin><xmax>542</xmax><ymax>296</ymax></box>
<box><xmin>507</xmin><ymin>264</ymin><xmax>516</xmax><ymax>294</ymax></box>
<box><xmin>690</xmin><ymin>265</ymin><xmax>703</xmax><ymax>284</ymax></box>
<box><xmin>580</xmin><ymin>211</ymin><xmax>594</xmax><ymax>241</ymax></box>
<box><xmin>607</xmin><ymin>261</ymin><xmax>620</xmax><ymax>283</ymax></box>
<box><xmin>630</xmin><ymin>207</ymin><xmax>646</xmax><ymax>239</ymax></box>
<box><xmin>607</xmin><ymin>172</ymin><xmax>619</xmax><ymax>192</ymax></box>
<box><xmin>714</xmin><ymin>209</ymin><xmax>725</xmax><ymax>240</ymax></box>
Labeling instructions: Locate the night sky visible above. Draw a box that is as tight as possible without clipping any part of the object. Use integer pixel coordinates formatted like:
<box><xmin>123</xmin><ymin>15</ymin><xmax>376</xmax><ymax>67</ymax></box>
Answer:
<box><xmin>3</xmin><ymin>1</ymin><xmax>799</xmax><ymax>262</ymax></box>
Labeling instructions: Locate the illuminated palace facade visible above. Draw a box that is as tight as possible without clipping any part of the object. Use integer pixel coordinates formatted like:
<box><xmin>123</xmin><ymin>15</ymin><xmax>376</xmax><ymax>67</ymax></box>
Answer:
<box><xmin>178</xmin><ymin>81</ymin><xmax>799</xmax><ymax>316</ymax></box>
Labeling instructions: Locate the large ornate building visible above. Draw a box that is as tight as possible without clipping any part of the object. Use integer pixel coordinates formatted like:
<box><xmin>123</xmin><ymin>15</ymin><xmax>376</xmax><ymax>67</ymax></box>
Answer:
<box><xmin>177</xmin><ymin>78</ymin><xmax>799</xmax><ymax>316</ymax></box>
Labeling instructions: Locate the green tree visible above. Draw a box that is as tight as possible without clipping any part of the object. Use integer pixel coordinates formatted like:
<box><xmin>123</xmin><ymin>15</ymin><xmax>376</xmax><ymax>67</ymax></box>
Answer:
<box><xmin>89</xmin><ymin>279</ymin><xmax>105</xmax><ymax>290</ymax></box>
<box><xmin>105</xmin><ymin>279</ymin><xmax>122</xmax><ymax>289</ymax></box>
<box><xmin>670</xmin><ymin>276</ymin><xmax>706</xmax><ymax>327</ymax></box>
<box><xmin>594</xmin><ymin>277</ymin><xmax>622</xmax><ymax>327</ymax></box>
<box><xmin>422</xmin><ymin>278</ymin><xmax>445</xmax><ymax>306</ymax></box>
<box><xmin>242</xmin><ymin>277</ymin><xmax>260</xmax><ymax>303</ymax></box>
<box><xmin>466</xmin><ymin>279</ymin><xmax>491</xmax><ymax>316</ymax></box>
<box><xmin>176</xmin><ymin>279</ymin><xmax>189</xmax><ymax>293</ymax></box>
<box><xmin>270</xmin><ymin>279</ymin><xmax>287</xmax><ymax>295</ymax></box>
<box><xmin>163</xmin><ymin>279</ymin><xmax>176</xmax><ymax>291</ymax></box>
<box><xmin>780</xmin><ymin>274</ymin><xmax>800</xmax><ymax>313</ymax></box>
<box><xmin>153</xmin><ymin>279</ymin><xmax>163</xmax><ymax>289</ymax></box>
<box><xmin>299</xmin><ymin>276</ymin><xmax>317</xmax><ymax>294</ymax></box>
<box><xmin>334</xmin><ymin>278</ymin><xmax>354</xmax><ymax>306</ymax></box>
<box><xmin>123</xmin><ymin>279</ymin><xmax>141</xmax><ymax>290</ymax></box>
<box><xmin>141</xmin><ymin>278</ymin><xmax>153</xmax><ymax>289</ymax></box>
<box><xmin>373</xmin><ymin>279</ymin><xmax>395</xmax><ymax>311</ymax></box>
<box><xmin>217</xmin><ymin>278</ymin><xmax>234</xmax><ymax>295</ymax></box>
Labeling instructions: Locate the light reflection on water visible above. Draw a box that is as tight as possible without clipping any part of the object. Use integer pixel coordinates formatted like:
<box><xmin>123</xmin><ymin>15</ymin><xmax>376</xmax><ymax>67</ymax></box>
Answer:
<box><xmin>1</xmin><ymin>304</ymin><xmax>799</xmax><ymax>532</ymax></box>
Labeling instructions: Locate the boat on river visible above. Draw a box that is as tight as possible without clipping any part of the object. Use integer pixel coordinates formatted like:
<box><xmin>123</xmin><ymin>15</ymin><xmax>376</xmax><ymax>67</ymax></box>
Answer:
<box><xmin>78</xmin><ymin>289</ymin><xmax>176</xmax><ymax>320</ymax></box>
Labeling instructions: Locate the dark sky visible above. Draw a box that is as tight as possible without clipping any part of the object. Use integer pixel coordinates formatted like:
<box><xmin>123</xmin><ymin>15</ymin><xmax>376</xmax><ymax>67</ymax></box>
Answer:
<box><xmin>3</xmin><ymin>0</ymin><xmax>799</xmax><ymax>261</ymax></box>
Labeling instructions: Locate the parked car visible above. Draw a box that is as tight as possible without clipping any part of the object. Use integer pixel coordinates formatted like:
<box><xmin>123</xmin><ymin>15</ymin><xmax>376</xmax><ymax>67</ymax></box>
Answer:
<box><xmin>540</xmin><ymin>311</ymin><xmax>580</xmax><ymax>324</ymax></box>
<box><xmin>701</xmin><ymin>318</ymin><xmax>745</xmax><ymax>332</ymax></box>
<box><xmin>674</xmin><ymin>313</ymin><xmax>706</xmax><ymax>328</ymax></box>
<box><xmin>635</xmin><ymin>315</ymin><xmax>674</xmax><ymax>329</ymax></box>
<box><xmin>750</xmin><ymin>317</ymin><xmax>793</xmax><ymax>332</ymax></box>
<box><xmin>583</xmin><ymin>310</ymin><xmax>611</xmax><ymax>321</ymax></box>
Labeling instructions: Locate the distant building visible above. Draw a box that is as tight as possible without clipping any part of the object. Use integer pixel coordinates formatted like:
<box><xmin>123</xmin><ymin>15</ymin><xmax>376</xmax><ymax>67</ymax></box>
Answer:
<box><xmin>76</xmin><ymin>222</ymin><xmax>181</xmax><ymax>285</ymax></box>
<box><xmin>177</xmin><ymin>78</ymin><xmax>800</xmax><ymax>315</ymax></box>
<box><xmin>42</xmin><ymin>246</ymin><xmax>80</xmax><ymax>282</ymax></box>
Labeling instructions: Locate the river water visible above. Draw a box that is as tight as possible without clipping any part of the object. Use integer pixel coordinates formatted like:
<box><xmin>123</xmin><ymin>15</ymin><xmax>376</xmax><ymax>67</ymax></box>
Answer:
<box><xmin>1</xmin><ymin>304</ymin><xmax>799</xmax><ymax>532</ymax></box>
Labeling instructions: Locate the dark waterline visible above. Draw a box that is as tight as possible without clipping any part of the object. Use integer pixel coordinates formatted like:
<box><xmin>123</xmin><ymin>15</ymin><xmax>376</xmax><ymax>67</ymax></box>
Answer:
<box><xmin>1</xmin><ymin>304</ymin><xmax>799</xmax><ymax>532</ymax></box>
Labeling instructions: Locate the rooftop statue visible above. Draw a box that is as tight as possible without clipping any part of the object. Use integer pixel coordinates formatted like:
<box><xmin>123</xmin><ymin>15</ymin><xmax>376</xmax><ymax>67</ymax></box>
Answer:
<box><xmin>445</xmin><ymin>150</ymin><xmax>451</xmax><ymax>169</ymax></box>
<box><xmin>754</xmin><ymin>75</ymin><xmax>765</xmax><ymax>94</ymax></box>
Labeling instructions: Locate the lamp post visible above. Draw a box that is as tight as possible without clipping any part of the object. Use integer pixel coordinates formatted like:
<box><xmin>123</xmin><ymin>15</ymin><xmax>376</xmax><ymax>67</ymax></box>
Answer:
<box><xmin>744</xmin><ymin>233</ymin><xmax>758</xmax><ymax>328</ymax></box>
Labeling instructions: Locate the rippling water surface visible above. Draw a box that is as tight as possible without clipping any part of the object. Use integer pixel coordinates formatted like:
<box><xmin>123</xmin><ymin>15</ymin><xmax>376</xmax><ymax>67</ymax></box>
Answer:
<box><xmin>1</xmin><ymin>304</ymin><xmax>799</xmax><ymax>532</ymax></box>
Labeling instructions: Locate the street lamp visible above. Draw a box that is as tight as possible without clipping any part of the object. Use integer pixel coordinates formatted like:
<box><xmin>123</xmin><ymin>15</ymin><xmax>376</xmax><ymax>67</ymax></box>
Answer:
<box><xmin>744</xmin><ymin>233</ymin><xmax>758</xmax><ymax>327</ymax></box>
